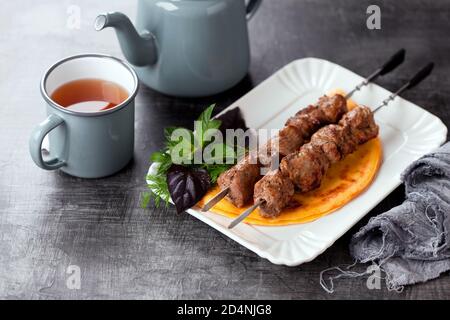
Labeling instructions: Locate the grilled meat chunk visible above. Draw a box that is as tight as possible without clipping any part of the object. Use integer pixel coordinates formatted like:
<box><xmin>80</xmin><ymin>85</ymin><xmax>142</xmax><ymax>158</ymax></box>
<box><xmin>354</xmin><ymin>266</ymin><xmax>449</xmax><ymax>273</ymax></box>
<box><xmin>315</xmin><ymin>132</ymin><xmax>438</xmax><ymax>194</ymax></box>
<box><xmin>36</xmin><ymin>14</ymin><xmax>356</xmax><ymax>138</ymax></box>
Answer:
<box><xmin>285</xmin><ymin>113</ymin><xmax>321</xmax><ymax>138</ymax></box>
<box><xmin>336</xmin><ymin>124</ymin><xmax>359</xmax><ymax>155</ymax></box>
<box><xmin>278</xmin><ymin>125</ymin><xmax>305</xmax><ymax>155</ymax></box>
<box><xmin>339</xmin><ymin>106</ymin><xmax>379</xmax><ymax>144</ymax></box>
<box><xmin>310</xmin><ymin>124</ymin><xmax>358</xmax><ymax>163</ymax></box>
<box><xmin>259</xmin><ymin>125</ymin><xmax>304</xmax><ymax>166</ymax></box>
<box><xmin>254</xmin><ymin>170</ymin><xmax>295</xmax><ymax>218</ymax></box>
<box><xmin>309</xmin><ymin>125</ymin><xmax>344</xmax><ymax>163</ymax></box>
<box><xmin>280</xmin><ymin>143</ymin><xmax>330</xmax><ymax>192</ymax></box>
<box><xmin>287</xmin><ymin>94</ymin><xmax>347</xmax><ymax>129</ymax></box>
<box><xmin>318</xmin><ymin>94</ymin><xmax>348</xmax><ymax>123</ymax></box>
<box><xmin>217</xmin><ymin>156</ymin><xmax>260</xmax><ymax>208</ymax></box>
<box><xmin>294</xmin><ymin>104</ymin><xmax>327</xmax><ymax>122</ymax></box>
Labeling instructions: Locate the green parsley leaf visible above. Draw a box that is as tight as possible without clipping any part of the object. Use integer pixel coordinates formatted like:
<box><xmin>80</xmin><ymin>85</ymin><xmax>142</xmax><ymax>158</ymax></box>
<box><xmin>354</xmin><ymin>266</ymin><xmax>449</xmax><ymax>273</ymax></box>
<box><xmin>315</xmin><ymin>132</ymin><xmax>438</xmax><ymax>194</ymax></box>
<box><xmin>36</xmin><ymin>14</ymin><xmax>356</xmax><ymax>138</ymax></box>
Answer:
<box><xmin>145</xmin><ymin>173</ymin><xmax>170</xmax><ymax>208</ymax></box>
<box><xmin>150</xmin><ymin>151</ymin><xmax>172</xmax><ymax>174</ymax></box>
<box><xmin>195</xmin><ymin>104</ymin><xmax>222</xmax><ymax>149</ymax></box>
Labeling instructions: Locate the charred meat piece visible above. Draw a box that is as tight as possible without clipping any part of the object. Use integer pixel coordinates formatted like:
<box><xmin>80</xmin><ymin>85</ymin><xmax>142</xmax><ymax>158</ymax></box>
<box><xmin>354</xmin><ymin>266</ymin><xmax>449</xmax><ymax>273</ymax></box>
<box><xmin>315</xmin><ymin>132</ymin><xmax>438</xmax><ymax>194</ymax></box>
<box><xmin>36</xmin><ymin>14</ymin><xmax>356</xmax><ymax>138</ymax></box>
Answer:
<box><xmin>258</xmin><ymin>125</ymin><xmax>304</xmax><ymax>166</ymax></box>
<box><xmin>338</xmin><ymin>124</ymin><xmax>359</xmax><ymax>155</ymax></box>
<box><xmin>309</xmin><ymin>125</ymin><xmax>344</xmax><ymax>163</ymax></box>
<box><xmin>318</xmin><ymin>94</ymin><xmax>348</xmax><ymax>123</ymax></box>
<box><xmin>280</xmin><ymin>144</ymin><xmax>330</xmax><ymax>192</ymax></box>
<box><xmin>217</xmin><ymin>156</ymin><xmax>260</xmax><ymax>208</ymax></box>
<box><xmin>285</xmin><ymin>114</ymin><xmax>321</xmax><ymax>139</ymax></box>
<box><xmin>309</xmin><ymin>124</ymin><xmax>359</xmax><ymax>163</ymax></box>
<box><xmin>295</xmin><ymin>104</ymin><xmax>326</xmax><ymax>119</ymax></box>
<box><xmin>339</xmin><ymin>106</ymin><xmax>379</xmax><ymax>144</ymax></box>
<box><xmin>278</xmin><ymin>125</ymin><xmax>305</xmax><ymax>155</ymax></box>
<box><xmin>288</xmin><ymin>94</ymin><xmax>347</xmax><ymax>128</ymax></box>
<box><xmin>254</xmin><ymin>170</ymin><xmax>295</xmax><ymax>218</ymax></box>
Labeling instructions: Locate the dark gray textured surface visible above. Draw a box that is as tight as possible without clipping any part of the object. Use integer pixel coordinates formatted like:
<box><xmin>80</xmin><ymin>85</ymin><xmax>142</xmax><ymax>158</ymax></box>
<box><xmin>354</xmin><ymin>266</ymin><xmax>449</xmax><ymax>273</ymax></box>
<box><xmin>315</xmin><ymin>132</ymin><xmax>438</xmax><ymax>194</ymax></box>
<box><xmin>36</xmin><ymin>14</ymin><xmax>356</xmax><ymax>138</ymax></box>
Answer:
<box><xmin>0</xmin><ymin>0</ymin><xmax>449</xmax><ymax>299</ymax></box>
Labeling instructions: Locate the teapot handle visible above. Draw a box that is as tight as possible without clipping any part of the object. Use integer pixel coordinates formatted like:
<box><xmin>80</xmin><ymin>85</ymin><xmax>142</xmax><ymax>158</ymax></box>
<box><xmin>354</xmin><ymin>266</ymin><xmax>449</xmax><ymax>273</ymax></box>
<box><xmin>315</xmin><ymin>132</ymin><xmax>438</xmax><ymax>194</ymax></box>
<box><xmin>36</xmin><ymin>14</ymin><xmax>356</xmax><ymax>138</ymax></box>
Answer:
<box><xmin>246</xmin><ymin>0</ymin><xmax>262</xmax><ymax>20</ymax></box>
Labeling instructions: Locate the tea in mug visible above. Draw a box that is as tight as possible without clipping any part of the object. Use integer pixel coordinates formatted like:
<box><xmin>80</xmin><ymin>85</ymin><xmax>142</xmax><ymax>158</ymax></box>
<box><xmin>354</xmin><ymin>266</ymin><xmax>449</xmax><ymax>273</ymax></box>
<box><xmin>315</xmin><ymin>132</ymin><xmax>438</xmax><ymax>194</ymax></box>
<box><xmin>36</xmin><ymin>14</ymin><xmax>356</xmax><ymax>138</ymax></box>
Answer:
<box><xmin>50</xmin><ymin>78</ymin><xmax>129</xmax><ymax>112</ymax></box>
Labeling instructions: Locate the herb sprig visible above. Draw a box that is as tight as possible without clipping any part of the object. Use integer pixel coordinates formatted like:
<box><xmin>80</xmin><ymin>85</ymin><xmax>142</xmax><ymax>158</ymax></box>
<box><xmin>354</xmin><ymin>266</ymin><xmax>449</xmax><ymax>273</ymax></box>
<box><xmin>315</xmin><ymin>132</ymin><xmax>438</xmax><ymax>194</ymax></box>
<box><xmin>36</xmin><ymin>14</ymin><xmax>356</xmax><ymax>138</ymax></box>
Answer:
<box><xmin>143</xmin><ymin>105</ymin><xmax>247</xmax><ymax>212</ymax></box>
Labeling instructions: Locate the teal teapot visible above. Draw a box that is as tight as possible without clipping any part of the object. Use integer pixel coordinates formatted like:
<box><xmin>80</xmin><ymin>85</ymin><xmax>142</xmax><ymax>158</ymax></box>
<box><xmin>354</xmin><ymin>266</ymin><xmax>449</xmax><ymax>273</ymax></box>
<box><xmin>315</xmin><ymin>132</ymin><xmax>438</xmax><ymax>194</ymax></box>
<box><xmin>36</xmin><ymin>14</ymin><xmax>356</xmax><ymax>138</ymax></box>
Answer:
<box><xmin>95</xmin><ymin>0</ymin><xmax>262</xmax><ymax>97</ymax></box>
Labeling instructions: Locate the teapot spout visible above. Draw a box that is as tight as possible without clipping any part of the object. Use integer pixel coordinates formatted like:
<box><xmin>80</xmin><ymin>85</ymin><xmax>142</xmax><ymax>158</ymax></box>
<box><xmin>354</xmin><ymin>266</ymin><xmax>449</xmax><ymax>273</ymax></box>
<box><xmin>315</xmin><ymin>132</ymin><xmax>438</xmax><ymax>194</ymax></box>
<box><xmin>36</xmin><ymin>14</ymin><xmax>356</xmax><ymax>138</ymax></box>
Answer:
<box><xmin>95</xmin><ymin>12</ymin><xmax>157</xmax><ymax>66</ymax></box>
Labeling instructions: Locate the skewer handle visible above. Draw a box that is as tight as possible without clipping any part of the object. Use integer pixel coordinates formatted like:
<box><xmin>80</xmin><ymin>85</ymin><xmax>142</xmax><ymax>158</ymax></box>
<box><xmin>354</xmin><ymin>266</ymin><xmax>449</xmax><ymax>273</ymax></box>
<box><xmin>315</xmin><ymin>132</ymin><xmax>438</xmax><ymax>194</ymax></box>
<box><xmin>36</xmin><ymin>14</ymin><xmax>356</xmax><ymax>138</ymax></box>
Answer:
<box><xmin>404</xmin><ymin>62</ymin><xmax>434</xmax><ymax>90</ymax></box>
<box><xmin>373</xmin><ymin>62</ymin><xmax>434</xmax><ymax>113</ymax></box>
<box><xmin>228</xmin><ymin>200</ymin><xmax>263</xmax><ymax>229</ymax></box>
<box><xmin>345</xmin><ymin>49</ymin><xmax>406</xmax><ymax>99</ymax></box>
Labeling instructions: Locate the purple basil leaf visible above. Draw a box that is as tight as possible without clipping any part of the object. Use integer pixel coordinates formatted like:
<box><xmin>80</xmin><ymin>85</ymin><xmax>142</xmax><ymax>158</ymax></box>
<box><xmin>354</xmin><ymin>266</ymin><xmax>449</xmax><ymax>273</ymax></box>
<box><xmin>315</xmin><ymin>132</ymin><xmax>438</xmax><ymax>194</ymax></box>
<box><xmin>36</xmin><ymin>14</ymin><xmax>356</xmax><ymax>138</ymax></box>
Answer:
<box><xmin>166</xmin><ymin>165</ymin><xmax>211</xmax><ymax>213</ymax></box>
<box><xmin>216</xmin><ymin>107</ymin><xmax>248</xmax><ymax>134</ymax></box>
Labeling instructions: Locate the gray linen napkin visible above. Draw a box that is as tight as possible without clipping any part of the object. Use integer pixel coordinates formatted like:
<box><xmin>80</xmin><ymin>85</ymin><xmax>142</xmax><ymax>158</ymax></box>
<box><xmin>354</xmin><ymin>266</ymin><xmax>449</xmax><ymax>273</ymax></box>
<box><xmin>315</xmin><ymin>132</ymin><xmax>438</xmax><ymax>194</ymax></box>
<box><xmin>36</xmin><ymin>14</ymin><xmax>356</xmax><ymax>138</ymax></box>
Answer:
<box><xmin>349</xmin><ymin>141</ymin><xmax>450</xmax><ymax>289</ymax></box>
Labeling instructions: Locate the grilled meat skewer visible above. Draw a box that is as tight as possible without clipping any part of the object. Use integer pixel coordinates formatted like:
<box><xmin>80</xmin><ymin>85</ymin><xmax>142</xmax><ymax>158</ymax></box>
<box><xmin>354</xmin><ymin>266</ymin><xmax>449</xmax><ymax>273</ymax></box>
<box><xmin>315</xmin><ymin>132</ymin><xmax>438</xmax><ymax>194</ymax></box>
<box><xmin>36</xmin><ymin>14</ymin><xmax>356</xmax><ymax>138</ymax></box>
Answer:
<box><xmin>202</xmin><ymin>49</ymin><xmax>406</xmax><ymax>212</ymax></box>
<box><xmin>260</xmin><ymin>94</ymin><xmax>348</xmax><ymax>165</ymax></box>
<box><xmin>255</xmin><ymin>105</ymin><xmax>379</xmax><ymax>217</ymax></box>
<box><xmin>283</xmin><ymin>106</ymin><xmax>378</xmax><ymax>192</ymax></box>
<box><xmin>252</xmin><ymin>58</ymin><xmax>433</xmax><ymax>219</ymax></box>
<box><xmin>227</xmin><ymin>62</ymin><xmax>433</xmax><ymax>229</ymax></box>
<box><xmin>217</xmin><ymin>94</ymin><xmax>347</xmax><ymax>208</ymax></box>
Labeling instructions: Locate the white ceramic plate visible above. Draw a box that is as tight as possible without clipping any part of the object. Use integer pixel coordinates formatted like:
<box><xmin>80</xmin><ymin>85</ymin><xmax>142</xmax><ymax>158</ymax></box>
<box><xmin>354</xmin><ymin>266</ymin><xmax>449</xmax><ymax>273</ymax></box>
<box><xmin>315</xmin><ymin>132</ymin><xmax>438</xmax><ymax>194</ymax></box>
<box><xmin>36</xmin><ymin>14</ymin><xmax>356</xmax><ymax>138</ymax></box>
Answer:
<box><xmin>147</xmin><ymin>58</ymin><xmax>447</xmax><ymax>266</ymax></box>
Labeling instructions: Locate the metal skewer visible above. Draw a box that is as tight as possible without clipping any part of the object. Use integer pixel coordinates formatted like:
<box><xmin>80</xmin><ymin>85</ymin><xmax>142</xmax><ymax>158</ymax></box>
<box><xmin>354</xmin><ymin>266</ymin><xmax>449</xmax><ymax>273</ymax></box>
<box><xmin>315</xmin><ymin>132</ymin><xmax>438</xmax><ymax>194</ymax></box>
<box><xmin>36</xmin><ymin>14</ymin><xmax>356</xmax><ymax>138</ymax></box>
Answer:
<box><xmin>201</xmin><ymin>49</ymin><xmax>406</xmax><ymax>213</ymax></box>
<box><xmin>373</xmin><ymin>62</ymin><xmax>434</xmax><ymax>113</ymax></box>
<box><xmin>345</xmin><ymin>48</ymin><xmax>405</xmax><ymax>99</ymax></box>
<box><xmin>227</xmin><ymin>200</ymin><xmax>264</xmax><ymax>229</ymax></box>
<box><xmin>201</xmin><ymin>187</ymin><xmax>230</xmax><ymax>212</ymax></box>
<box><xmin>227</xmin><ymin>62</ymin><xmax>434</xmax><ymax>229</ymax></box>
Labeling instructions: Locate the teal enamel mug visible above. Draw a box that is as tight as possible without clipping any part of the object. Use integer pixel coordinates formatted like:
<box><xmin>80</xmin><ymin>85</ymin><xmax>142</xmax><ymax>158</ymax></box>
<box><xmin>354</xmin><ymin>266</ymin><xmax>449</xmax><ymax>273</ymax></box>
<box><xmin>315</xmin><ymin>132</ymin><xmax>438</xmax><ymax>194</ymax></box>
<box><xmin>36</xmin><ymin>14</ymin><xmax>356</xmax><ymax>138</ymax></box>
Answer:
<box><xmin>29</xmin><ymin>54</ymin><xmax>139</xmax><ymax>178</ymax></box>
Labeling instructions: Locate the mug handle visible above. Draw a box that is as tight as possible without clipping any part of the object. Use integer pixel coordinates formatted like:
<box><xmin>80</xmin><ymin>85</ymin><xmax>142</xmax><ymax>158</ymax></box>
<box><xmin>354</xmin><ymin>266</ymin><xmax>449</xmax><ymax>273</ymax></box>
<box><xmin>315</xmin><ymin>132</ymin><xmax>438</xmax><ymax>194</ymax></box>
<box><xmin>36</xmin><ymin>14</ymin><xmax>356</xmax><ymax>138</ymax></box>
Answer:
<box><xmin>29</xmin><ymin>114</ymin><xmax>66</xmax><ymax>170</ymax></box>
<box><xmin>246</xmin><ymin>0</ymin><xmax>262</xmax><ymax>20</ymax></box>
